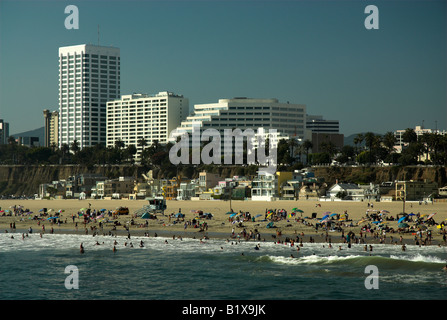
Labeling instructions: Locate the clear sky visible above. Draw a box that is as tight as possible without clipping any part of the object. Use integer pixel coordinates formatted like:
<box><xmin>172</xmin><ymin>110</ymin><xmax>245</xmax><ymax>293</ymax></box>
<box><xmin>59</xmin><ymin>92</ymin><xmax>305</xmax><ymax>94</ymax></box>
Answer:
<box><xmin>0</xmin><ymin>0</ymin><xmax>446</xmax><ymax>136</ymax></box>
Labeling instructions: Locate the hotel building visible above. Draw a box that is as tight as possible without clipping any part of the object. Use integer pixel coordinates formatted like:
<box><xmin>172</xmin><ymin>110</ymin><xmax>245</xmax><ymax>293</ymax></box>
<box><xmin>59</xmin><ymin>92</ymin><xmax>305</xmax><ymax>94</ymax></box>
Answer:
<box><xmin>172</xmin><ymin>97</ymin><xmax>307</xmax><ymax>150</ymax></box>
<box><xmin>106</xmin><ymin>91</ymin><xmax>189</xmax><ymax>159</ymax></box>
<box><xmin>58</xmin><ymin>44</ymin><xmax>120</xmax><ymax>148</ymax></box>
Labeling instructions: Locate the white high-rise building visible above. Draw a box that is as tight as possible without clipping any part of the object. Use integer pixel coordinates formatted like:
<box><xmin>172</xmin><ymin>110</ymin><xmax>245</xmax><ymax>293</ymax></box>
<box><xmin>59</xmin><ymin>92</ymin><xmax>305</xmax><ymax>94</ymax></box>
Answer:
<box><xmin>106</xmin><ymin>91</ymin><xmax>189</xmax><ymax>159</ymax></box>
<box><xmin>58</xmin><ymin>44</ymin><xmax>120</xmax><ymax>148</ymax></box>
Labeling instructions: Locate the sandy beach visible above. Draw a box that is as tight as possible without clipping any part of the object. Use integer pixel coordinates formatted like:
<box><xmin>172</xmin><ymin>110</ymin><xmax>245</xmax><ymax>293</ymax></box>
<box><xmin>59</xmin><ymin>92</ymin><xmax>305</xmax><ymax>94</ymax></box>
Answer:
<box><xmin>1</xmin><ymin>199</ymin><xmax>446</xmax><ymax>245</ymax></box>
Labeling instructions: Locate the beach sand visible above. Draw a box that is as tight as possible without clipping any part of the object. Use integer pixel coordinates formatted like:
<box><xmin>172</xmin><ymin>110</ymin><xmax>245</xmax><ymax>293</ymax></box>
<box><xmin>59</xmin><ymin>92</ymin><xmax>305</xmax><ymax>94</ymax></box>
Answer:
<box><xmin>1</xmin><ymin>199</ymin><xmax>446</xmax><ymax>245</ymax></box>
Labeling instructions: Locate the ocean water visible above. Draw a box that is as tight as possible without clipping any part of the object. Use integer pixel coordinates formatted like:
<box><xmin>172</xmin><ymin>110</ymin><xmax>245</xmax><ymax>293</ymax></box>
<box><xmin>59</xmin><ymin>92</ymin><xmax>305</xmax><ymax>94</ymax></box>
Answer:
<box><xmin>1</xmin><ymin>232</ymin><xmax>446</xmax><ymax>300</ymax></box>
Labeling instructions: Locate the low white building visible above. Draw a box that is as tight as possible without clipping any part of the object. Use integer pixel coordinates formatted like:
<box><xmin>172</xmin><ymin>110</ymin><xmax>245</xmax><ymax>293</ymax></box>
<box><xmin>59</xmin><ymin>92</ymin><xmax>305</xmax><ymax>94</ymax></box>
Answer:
<box><xmin>327</xmin><ymin>183</ymin><xmax>364</xmax><ymax>201</ymax></box>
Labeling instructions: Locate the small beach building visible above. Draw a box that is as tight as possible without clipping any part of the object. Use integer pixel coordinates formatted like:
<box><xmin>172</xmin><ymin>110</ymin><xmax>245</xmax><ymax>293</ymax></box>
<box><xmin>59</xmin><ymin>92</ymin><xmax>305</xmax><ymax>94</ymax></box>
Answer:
<box><xmin>327</xmin><ymin>183</ymin><xmax>364</xmax><ymax>201</ymax></box>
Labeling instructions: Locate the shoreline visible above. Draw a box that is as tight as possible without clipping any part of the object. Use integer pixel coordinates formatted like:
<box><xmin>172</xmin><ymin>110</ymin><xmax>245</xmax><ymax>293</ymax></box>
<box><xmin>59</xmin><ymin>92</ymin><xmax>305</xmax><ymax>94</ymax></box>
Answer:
<box><xmin>1</xmin><ymin>198</ymin><xmax>446</xmax><ymax>247</ymax></box>
<box><xmin>4</xmin><ymin>225</ymin><xmax>446</xmax><ymax>248</ymax></box>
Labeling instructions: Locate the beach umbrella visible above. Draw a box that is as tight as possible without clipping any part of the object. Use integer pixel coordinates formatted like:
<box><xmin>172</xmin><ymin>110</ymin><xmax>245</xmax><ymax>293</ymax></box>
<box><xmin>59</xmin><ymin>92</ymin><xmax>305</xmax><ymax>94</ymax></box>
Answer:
<box><xmin>230</xmin><ymin>213</ymin><xmax>237</xmax><ymax>218</ymax></box>
<box><xmin>320</xmin><ymin>214</ymin><xmax>329</xmax><ymax>222</ymax></box>
<box><xmin>255</xmin><ymin>214</ymin><xmax>262</xmax><ymax>218</ymax></box>
<box><xmin>329</xmin><ymin>213</ymin><xmax>338</xmax><ymax>217</ymax></box>
<box><xmin>100</xmin><ymin>209</ymin><xmax>107</xmax><ymax>212</ymax></box>
<box><xmin>408</xmin><ymin>213</ymin><xmax>415</xmax><ymax>216</ymax></box>
<box><xmin>80</xmin><ymin>208</ymin><xmax>88</xmax><ymax>212</ymax></box>
<box><xmin>226</xmin><ymin>211</ymin><xmax>235</xmax><ymax>215</ymax></box>
<box><xmin>398</xmin><ymin>216</ymin><xmax>406</xmax><ymax>224</ymax></box>
<box><xmin>426</xmin><ymin>213</ymin><xmax>436</xmax><ymax>220</ymax></box>
<box><xmin>380</xmin><ymin>210</ymin><xmax>390</xmax><ymax>214</ymax></box>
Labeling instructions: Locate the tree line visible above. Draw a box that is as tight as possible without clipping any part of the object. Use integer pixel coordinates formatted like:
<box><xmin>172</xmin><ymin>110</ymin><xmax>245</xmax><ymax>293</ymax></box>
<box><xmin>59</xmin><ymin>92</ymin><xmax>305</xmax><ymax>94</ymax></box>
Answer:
<box><xmin>1</xmin><ymin>129</ymin><xmax>446</xmax><ymax>171</ymax></box>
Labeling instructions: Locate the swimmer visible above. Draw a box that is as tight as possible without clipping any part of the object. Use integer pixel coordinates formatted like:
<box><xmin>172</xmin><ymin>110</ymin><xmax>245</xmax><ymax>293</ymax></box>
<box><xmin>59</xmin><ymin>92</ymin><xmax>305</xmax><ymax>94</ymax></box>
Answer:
<box><xmin>80</xmin><ymin>243</ymin><xmax>85</xmax><ymax>254</ymax></box>
<box><xmin>113</xmin><ymin>246</ymin><xmax>117</xmax><ymax>253</ymax></box>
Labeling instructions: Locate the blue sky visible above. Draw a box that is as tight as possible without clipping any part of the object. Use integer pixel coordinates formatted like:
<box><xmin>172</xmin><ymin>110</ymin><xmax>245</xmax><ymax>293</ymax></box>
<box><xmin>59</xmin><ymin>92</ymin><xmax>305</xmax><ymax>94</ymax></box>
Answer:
<box><xmin>0</xmin><ymin>0</ymin><xmax>446</xmax><ymax>136</ymax></box>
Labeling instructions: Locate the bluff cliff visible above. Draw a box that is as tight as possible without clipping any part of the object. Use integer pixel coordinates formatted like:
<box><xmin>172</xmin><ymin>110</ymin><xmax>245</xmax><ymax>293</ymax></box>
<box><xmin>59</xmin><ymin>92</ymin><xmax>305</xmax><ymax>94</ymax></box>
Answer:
<box><xmin>0</xmin><ymin>165</ymin><xmax>445</xmax><ymax>196</ymax></box>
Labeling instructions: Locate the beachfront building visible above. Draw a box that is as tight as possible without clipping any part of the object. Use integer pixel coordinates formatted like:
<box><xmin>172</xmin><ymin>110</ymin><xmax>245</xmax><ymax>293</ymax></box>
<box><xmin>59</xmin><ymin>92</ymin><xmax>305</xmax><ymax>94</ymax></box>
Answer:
<box><xmin>170</xmin><ymin>97</ymin><xmax>306</xmax><ymax>159</ymax></box>
<box><xmin>199</xmin><ymin>171</ymin><xmax>221</xmax><ymax>192</ymax></box>
<box><xmin>43</xmin><ymin>110</ymin><xmax>59</xmax><ymax>148</ymax></box>
<box><xmin>106</xmin><ymin>92</ymin><xmax>189</xmax><ymax>160</ymax></box>
<box><xmin>395</xmin><ymin>180</ymin><xmax>439</xmax><ymax>201</ymax></box>
<box><xmin>58</xmin><ymin>44</ymin><xmax>120</xmax><ymax>148</ymax></box>
<box><xmin>251</xmin><ymin>171</ymin><xmax>293</xmax><ymax>201</ymax></box>
<box><xmin>326</xmin><ymin>183</ymin><xmax>364</xmax><ymax>201</ymax></box>
<box><xmin>177</xmin><ymin>179</ymin><xmax>199</xmax><ymax>200</ymax></box>
<box><xmin>251</xmin><ymin>172</ymin><xmax>278</xmax><ymax>201</ymax></box>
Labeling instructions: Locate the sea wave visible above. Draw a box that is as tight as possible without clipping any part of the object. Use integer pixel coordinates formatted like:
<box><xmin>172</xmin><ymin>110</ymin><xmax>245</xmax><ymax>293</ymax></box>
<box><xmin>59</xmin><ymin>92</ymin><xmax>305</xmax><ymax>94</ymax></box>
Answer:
<box><xmin>261</xmin><ymin>253</ymin><xmax>446</xmax><ymax>269</ymax></box>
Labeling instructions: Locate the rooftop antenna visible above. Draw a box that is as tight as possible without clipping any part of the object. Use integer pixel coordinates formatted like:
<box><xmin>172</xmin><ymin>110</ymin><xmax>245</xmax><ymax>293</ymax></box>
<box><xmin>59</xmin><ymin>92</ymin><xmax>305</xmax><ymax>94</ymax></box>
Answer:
<box><xmin>97</xmin><ymin>24</ymin><xmax>100</xmax><ymax>45</ymax></box>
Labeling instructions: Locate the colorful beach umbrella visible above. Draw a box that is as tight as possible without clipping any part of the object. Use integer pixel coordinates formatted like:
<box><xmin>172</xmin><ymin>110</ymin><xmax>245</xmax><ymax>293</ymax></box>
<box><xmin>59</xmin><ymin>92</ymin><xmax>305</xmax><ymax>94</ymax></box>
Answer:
<box><xmin>398</xmin><ymin>216</ymin><xmax>407</xmax><ymax>224</ymax></box>
<box><xmin>426</xmin><ymin>213</ymin><xmax>437</xmax><ymax>220</ymax></box>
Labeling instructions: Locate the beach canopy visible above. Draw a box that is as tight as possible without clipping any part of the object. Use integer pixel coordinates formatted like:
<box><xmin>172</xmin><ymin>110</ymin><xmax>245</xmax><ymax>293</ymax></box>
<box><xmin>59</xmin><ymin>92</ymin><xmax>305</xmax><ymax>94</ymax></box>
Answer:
<box><xmin>141</xmin><ymin>212</ymin><xmax>153</xmax><ymax>219</ymax></box>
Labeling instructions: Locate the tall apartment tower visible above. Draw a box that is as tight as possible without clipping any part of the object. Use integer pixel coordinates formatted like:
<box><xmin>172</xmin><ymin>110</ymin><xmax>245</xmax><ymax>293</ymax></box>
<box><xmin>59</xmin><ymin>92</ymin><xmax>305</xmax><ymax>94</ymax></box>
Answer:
<box><xmin>43</xmin><ymin>109</ymin><xmax>59</xmax><ymax>148</ymax></box>
<box><xmin>58</xmin><ymin>44</ymin><xmax>120</xmax><ymax>148</ymax></box>
<box><xmin>0</xmin><ymin>119</ymin><xmax>9</xmax><ymax>144</ymax></box>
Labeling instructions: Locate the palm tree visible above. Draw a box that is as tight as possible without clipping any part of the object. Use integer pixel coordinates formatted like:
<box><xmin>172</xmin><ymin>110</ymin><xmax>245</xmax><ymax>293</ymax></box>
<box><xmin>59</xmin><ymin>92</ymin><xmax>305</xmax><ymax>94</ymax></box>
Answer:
<box><xmin>353</xmin><ymin>133</ymin><xmax>364</xmax><ymax>154</ymax></box>
<box><xmin>137</xmin><ymin>137</ymin><xmax>148</xmax><ymax>151</ymax></box>
<box><xmin>70</xmin><ymin>139</ymin><xmax>80</xmax><ymax>155</ymax></box>
<box><xmin>382</xmin><ymin>131</ymin><xmax>396</xmax><ymax>153</ymax></box>
<box><xmin>302</xmin><ymin>139</ymin><xmax>313</xmax><ymax>165</ymax></box>
<box><xmin>364</xmin><ymin>132</ymin><xmax>381</xmax><ymax>164</ymax></box>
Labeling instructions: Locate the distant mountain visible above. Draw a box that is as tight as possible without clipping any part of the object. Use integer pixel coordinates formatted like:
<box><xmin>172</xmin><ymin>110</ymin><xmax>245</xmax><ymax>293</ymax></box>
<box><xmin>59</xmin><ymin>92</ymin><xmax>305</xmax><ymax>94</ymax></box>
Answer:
<box><xmin>11</xmin><ymin>127</ymin><xmax>45</xmax><ymax>144</ymax></box>
<box><xmin>344</xmin><ymin>132</ymin><xmax>382</xmax><ymax>146</ymax></box>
